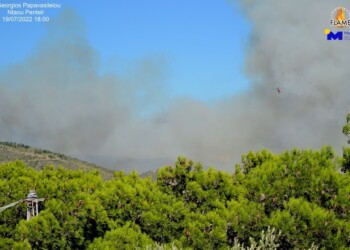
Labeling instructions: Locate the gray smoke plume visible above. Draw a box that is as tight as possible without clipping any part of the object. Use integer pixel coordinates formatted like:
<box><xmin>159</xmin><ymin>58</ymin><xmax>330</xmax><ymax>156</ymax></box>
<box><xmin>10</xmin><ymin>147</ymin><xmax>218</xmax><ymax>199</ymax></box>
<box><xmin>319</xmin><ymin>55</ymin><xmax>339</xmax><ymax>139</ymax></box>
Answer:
<box><xmin>235</xmin><ymin>0</ymin><xmax>350</xmax><ymax>151</ymax></box>
<box><xmin>1</xmin><ymin>3</ymin><xmax>349</xmax><ymax>173</ymax></box>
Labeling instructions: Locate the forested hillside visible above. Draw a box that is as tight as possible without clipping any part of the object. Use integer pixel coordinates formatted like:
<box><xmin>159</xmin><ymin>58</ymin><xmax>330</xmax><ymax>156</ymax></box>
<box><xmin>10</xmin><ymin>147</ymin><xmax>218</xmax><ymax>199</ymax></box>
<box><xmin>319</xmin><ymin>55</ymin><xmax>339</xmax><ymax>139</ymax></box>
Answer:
<box><xmin>0</xmin><ymin>142</ymin><xmax>114</xmax><ymax>180</ymax></box>
<box><xmin>1</xmin><ymin>145</ymin><xmax>350</xmax><ymax>249</ymax></box>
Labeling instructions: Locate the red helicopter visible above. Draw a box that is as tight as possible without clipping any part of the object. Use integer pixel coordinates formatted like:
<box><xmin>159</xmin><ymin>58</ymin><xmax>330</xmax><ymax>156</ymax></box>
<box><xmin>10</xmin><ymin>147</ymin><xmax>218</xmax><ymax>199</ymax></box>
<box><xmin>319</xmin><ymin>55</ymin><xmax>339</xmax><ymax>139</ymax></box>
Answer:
<box><xmin>275</xmin><ymin>87</ymin><xmax>282</xmax><ymax>94</ymax></box>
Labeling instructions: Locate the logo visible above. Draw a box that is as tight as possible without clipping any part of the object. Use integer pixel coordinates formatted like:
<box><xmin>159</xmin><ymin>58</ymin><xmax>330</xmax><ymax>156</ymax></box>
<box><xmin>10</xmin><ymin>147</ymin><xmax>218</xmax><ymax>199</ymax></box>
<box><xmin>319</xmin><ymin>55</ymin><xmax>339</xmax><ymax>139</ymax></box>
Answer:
<box><xmin>325</xmin><ymin>6</ymin><xmax>350</xmax><ymax>41</ymax></box>
<box><xmin>324</xmin><ymin>29</ymin><xmax>343</xmax><ymax>40</ymax></box>
<box><xmin>330</xmin><ymin>6</ymin><xmax>350</xmax><ymax>28</ymax></box>
<box><xmin>324</xmin><ymin>29</ymin><xmax>350</xmax><ymax>40</ymax></box>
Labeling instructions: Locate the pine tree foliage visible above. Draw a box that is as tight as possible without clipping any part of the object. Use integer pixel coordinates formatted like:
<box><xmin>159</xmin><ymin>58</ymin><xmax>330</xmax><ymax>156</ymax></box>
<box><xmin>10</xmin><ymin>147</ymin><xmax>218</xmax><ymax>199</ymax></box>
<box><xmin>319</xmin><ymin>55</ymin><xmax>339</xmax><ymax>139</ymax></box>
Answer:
<box><xmin>1</xmin><ymin>145</ymin><xmax>350</xmax><ymax>249</ymax></box>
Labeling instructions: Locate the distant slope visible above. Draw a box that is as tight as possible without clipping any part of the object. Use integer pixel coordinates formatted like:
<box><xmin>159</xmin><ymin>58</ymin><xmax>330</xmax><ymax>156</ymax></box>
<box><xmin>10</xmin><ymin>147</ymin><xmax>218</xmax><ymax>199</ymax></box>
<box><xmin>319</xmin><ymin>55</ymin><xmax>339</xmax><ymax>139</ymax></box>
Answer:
<box><xmin>140</xmin><ymin>169</ymin><xmax>158</xmax><ymax>181</ymax></box>
<box><xmin>0</xmin><ymin>141</ymin><xmax>114</xmax><ymax>180</ymax></box>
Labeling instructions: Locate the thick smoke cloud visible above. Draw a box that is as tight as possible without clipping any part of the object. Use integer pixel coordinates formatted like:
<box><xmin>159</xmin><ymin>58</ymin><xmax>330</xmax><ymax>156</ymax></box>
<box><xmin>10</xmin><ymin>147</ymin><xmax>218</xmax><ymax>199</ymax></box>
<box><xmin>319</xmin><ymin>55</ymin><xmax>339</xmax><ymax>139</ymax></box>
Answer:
<box><xmin>1</xmin><ymin>3</ymin><xmax>349</xmax><ymax>173</ymax></box>
<box><xmin>236</xmin><ymin>0</ymin><xmax>350</xmax><ymax>150</ymax></box>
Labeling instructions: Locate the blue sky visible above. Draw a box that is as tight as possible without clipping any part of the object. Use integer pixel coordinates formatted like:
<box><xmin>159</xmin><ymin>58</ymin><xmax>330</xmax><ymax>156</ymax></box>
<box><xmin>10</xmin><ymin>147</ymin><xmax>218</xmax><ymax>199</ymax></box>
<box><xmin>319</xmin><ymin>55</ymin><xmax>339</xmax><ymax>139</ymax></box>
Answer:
<box><xmin>0</xmin><ymin>0</ymin><xmax>250</xmax><ymax>102</ymax></box>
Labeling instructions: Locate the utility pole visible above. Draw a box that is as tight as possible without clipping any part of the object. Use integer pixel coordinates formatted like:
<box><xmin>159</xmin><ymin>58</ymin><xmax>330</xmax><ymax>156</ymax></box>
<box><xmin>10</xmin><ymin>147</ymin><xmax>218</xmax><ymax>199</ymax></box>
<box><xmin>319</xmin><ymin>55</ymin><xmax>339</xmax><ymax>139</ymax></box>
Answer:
<box><xmin>24</xmin><ymin>190</ymin><xmax>45</xmax><ymax>220</ymax></box>
<box><xmin>0</xmin><ymin>190</ymin><xmax>45</xmax><ymax>220</ymax></box>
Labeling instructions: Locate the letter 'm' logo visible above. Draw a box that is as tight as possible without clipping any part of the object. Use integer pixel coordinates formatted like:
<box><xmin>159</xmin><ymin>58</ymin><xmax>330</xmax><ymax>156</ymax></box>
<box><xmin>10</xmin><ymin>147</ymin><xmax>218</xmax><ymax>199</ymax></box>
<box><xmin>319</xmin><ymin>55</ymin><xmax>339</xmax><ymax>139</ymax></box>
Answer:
<box><xmin>326</xmin><ymin>30</ymin><xmax>343</xmax><ymax>40</ymax></box>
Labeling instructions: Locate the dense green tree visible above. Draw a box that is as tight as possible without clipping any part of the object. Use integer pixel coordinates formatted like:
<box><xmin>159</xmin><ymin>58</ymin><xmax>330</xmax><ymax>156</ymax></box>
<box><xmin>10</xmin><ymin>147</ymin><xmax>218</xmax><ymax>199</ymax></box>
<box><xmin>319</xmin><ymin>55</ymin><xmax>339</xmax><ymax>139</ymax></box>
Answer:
<box><xmin>0</xmin><ymin>161</ymin><xmax>39</xmax><ymax>240</ymax></box>
<box><xmin>241</xmin><ymin>149</ymin><xmax>276</xmax><ymax>174</ymax></box>
<box><xmin>342</xmin><ymin>113</ymin><xmax>350</xmax><ymax>173</ymax></box>
<box><xmin>157</xmin><ymin>156</ymin><xmax>201</xmax><ymax>196</ymax></box>
<box><xmin>226</xmin><ymin>198</ymin><xmax>266</xmax><ymax>246</ymax></box>
<box><xmin>15</xmin><ymin>211</ymin><xmax>65</xmax><ymax>249</ymax></box>
<box><xmin>343</xmin><ymin>112</ymin><xmax>350</xmax><ymax>144</ymax></box>
<box><xmin>88</xmin><ymin>222</ymin><xmax>154</xmax><ymax>250</ymax></box>
<box><xmin>1</xmin><ymin>143</ymin><xmax>350</xmax><ymax>249</ymax></box>
<box><xmin>268</xmin><ymin>198</ymin><xmax>348</xmax><ymax>249</ymax></box>
<box><xmin>341</xmin><ymin>146</ymin><xmax>350</xmax><ymax>173</ymax></box>
<box><xmin>180</xmin><ymin>211</ymin><xmax>227</xmax><ymax>249</ymax></box>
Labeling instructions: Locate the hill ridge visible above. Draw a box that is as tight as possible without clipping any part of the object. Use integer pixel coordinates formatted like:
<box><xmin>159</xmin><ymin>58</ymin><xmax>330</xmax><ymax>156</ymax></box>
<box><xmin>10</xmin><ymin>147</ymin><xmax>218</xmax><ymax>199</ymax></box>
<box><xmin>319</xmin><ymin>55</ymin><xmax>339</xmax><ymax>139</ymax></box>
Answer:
<box><xmin>0</xmin><ymin>141</ymin><xmax>114</xmax><ymax>179</ymax></box>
